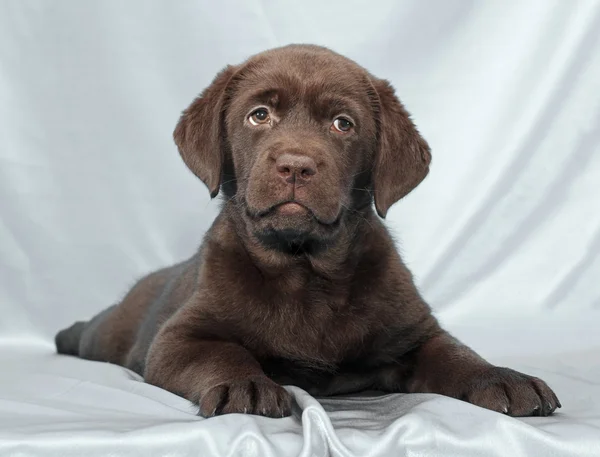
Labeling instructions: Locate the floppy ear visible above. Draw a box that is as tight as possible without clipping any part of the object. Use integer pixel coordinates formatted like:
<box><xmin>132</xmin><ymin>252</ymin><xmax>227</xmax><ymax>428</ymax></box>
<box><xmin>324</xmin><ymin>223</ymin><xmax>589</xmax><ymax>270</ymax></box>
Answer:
<box><xmin>371</xmin><ymin>78</ymin><xmax>432</xmax><ymax>218</ymax></box>
<box><xmin>173</xmin><ymin>65</ymin><xmax>237</xmax><ymax>198</ymax></box>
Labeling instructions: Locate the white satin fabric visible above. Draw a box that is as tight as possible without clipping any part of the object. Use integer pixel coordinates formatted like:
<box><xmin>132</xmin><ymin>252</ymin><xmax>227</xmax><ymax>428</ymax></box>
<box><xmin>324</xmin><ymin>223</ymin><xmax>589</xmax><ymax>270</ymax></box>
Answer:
<box><xmin>1</xmin><ymin>1</ymin><xmax>599</xmax><ymax>456</ymax></box>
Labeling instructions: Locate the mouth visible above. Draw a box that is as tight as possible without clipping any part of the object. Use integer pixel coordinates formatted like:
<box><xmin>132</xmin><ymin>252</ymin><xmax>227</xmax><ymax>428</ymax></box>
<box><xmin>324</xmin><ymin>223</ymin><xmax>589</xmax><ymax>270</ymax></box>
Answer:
<box><xmin>243</xmin><ymin>199</ymin><xmax>344</xmax><ymax>256</ymax></box>
<box><xmin>276</xmin><ymin>202</ymin><xmax>308</xmax><ymax>216</ymax></box>
<box><xmin>247</xmin><ymin>200</ymin><xmax>341</xmax><ymax>227</ymax></box>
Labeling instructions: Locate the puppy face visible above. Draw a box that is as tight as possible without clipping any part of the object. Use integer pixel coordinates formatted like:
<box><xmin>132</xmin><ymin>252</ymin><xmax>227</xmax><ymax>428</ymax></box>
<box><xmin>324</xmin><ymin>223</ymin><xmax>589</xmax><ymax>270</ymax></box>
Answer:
<box><xmin>174</xmin><ymin>45</ymin><xmax>431</xmax><ymax>254</ymax></box>
<box><xmin>225</xmin><ymin>47</ymin><xmax>379</xmax><ymax>250</ymax></box>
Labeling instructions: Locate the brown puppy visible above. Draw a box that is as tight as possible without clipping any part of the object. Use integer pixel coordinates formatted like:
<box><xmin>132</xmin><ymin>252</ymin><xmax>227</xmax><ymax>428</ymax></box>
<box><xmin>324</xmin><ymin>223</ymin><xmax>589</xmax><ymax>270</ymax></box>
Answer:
<box><xmin>55</xmin><ymin>44</ymin><xmax>560</xmax><ymax>418</ymax></box>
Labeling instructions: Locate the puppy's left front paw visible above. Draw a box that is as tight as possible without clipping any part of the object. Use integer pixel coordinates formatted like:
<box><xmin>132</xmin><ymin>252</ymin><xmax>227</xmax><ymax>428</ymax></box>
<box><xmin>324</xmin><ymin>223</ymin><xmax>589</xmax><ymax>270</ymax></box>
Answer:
<box><xmin>462</xmin><ymin>367</ymin><xmax>561</xmax><ymax>417</ymax></box>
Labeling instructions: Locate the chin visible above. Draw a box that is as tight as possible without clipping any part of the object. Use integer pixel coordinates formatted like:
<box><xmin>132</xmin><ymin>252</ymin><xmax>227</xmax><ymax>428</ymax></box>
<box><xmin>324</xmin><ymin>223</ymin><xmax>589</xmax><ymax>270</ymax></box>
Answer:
<box><xmin>248</xmin><ymin>212</ymin><xmax>340</xmax><ymax>256</ymax></box>
<box><xmin>242</xmin><ymin>197</ymin><xmax>345</xmax><ymax>255</ymax></box>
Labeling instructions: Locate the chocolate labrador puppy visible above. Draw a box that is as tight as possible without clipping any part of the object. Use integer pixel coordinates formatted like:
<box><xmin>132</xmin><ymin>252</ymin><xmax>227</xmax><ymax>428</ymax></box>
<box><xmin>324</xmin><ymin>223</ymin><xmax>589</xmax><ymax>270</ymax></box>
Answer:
<box><xmin>55</xmin><ymin>44</ymin><xmax>560</xmax><ymax>418</ymax></box>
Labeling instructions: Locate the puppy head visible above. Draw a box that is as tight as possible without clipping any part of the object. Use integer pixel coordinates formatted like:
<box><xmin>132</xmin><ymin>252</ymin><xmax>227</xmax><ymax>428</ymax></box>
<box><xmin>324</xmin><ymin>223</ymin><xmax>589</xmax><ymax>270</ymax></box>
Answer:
<box><xmin>174</xmin><ymin>45</ymin><xmax>431</xmax><ymax>253</ymax></box>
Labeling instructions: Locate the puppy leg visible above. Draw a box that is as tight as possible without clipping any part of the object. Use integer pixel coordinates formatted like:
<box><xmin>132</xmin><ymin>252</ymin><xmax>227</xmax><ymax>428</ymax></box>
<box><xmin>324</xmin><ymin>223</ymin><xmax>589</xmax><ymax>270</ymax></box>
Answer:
<box><xmin>55</xmin><ymin>304</ymin><xmax>119</xmax><ymax>359</ymax></box>
<box><xmin>145</xmin><ymin>317</ymin><xmax>292</xmax><ymax>418</ymax></box>
<box><xmin>405</xmin><ymin>332</ymin><xmax>561</xmax><ymax>417</ymax></box>
<box><xmin>55</xmin><ymin>321</ymin><xmax>86</xmax><ymax>355</ymax></box>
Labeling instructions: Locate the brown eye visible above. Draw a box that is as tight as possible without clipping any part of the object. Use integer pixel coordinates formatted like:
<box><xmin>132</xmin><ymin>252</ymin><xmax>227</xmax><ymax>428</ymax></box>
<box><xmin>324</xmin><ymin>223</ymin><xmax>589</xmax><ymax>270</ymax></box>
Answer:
<box><xmin>249</xmin><ymin>108</ymin><xmax>270</xmax><ymax>126</ymax></box>
<box><xmin>332</xmin><ymin>117</ymin><xmax>353</xmax><ymax>133</ymax></box>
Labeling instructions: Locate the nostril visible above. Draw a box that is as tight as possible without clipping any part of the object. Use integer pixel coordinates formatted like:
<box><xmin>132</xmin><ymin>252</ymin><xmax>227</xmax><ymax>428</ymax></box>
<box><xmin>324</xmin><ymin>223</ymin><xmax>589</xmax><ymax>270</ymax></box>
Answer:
<box><xmin>300</xmin><ymin>168</ymin><xmax>315</xmax><ymax>179</ymax></box>
<box><xmin>277</xmin><ymin>165</ymin><xmax>291</xmax><ymax>176</ymax></box>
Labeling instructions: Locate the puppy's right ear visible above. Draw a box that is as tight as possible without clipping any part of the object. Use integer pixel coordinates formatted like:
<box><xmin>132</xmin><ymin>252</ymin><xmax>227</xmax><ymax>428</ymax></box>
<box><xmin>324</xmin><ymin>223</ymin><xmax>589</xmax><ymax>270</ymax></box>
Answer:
<box><xmin>173</xmin><ymin>65</ymin><xmax>237</xmax><ymax>198</ymax></box>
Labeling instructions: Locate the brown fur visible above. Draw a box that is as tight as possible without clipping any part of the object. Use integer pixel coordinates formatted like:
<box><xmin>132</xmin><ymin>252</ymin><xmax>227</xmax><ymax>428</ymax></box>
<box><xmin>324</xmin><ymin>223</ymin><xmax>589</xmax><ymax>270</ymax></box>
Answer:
<box><xmin>55</xmin><ymin>44</ymin><xmax>560</xmax><ymax>418</ymax></box>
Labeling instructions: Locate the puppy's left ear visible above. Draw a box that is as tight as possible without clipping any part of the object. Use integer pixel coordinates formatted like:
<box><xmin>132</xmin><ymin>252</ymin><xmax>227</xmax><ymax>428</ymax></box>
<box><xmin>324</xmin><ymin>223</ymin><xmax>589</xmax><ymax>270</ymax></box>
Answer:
<box><xmin>173</xmin><ymin>65</ymin><xmax>237</xmax><ymax>198</ymax></box>
<box><xmin>371</xmin><ymin>78</ymin><xmax>432</xmax><ymax>218</ymax></box>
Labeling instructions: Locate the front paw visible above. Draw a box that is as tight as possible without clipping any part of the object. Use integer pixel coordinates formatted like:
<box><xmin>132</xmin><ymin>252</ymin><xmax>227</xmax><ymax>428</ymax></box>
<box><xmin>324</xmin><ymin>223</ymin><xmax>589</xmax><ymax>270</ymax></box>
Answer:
<box><xmin>198</xmin><ymin>377</ymin><xmax>293</xmax><ymax>418</ymax></box>
<box><xmin>461</xmin><ymin>367</ymin><xmax>561</xmax><ymax>417</ymax></box>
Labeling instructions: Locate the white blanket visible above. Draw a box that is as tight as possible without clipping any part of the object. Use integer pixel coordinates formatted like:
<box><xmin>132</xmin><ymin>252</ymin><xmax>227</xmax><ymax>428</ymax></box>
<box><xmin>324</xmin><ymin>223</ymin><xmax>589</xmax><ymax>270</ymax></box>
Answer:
<box><xmin>1</xmin><ymin>1</ymin><xmax>599</xmax><ymax>456</ymax></box>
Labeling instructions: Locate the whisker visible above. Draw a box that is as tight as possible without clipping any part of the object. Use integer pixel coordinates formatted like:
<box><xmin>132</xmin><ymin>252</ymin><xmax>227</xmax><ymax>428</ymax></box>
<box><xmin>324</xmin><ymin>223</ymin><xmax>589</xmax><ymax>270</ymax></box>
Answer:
<box><xmin>349</xmin><ymin>187</ymin><xmax>373</xmax><ymax>194</ymax></box>
<box><xmin>219</xmin><ymin>176</ymin><xmax>250</xmax><ymax>187</ymax></box>
<box><xmin>219</xmin><ymin>178</ymin><xmax>237</xmax><ymax>187</ymax></box>
<box><xmin>348</xmin><ymin>168</ymin><xmax>372</xmax><ymax>179</ymax></box>
<box><xmin>340</xmin><ymin>203</ymin><xmax>374</xmax><ymax>230</ymax></box>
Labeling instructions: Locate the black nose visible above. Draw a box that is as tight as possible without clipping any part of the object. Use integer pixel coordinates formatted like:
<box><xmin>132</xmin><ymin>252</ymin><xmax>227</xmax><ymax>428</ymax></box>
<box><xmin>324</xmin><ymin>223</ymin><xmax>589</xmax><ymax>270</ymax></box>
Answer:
<box><xmin>275</xmin><ymin>153</ymin><xmax>317</xmax><ymax>184</ymax></box>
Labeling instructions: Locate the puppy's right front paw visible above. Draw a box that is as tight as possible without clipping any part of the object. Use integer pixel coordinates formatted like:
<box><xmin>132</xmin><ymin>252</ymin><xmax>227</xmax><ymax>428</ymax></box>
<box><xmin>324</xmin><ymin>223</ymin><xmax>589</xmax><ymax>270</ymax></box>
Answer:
<box><xmin>198</xmin><ymin>377</ymin><xmax>293</xmax><ymax>418</ymax></box>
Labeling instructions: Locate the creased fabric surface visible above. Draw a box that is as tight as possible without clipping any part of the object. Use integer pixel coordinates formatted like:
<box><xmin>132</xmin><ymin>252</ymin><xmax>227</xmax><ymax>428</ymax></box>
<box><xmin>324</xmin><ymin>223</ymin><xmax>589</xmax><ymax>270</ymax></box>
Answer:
<box><xmin>1</xmin><ymin>1</ymin><xmax>599</xmax><ymax>456</ymax></box>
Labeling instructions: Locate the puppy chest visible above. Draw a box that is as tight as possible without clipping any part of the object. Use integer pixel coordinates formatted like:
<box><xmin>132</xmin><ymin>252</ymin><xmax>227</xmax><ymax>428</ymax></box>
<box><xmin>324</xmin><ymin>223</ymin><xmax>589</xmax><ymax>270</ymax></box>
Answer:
<box><xmin>241</xmin><ymin>303</ymin><xmax>370</xmax><ymax>366</ymax></box>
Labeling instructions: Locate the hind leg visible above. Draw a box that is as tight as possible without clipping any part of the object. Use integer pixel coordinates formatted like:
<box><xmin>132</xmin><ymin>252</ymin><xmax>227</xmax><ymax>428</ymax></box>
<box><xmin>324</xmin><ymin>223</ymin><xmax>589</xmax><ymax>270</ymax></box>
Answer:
<box><xmin>55</xmin><ymin>265</ymin><xmax>182</xmax><ymax>369</ymax></box>
<box><xmin>55</xmin><ymin>304</ymin><xmax>132</xmax><ymax>365</ymax></box>
<box><xmin>77</xmin><ymin>305</ymin><xmax>125</xmax><ymax>363</ymax></box>
<box><xmin>55</xmin><ymin>321</ymin><xmax>86</xmax><ymax>356</ymax></box>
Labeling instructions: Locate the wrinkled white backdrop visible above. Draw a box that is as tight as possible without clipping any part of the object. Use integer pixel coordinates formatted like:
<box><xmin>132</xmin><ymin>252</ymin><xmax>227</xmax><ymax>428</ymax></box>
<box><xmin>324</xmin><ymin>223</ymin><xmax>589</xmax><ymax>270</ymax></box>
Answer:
<box><xmin>1</xmin><ymin>1</ymin><xmax>599</xmax><ymax>456</ymax></box>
